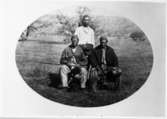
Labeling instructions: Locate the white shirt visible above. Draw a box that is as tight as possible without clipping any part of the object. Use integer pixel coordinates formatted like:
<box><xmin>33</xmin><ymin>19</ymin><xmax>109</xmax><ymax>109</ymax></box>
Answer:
<box><xmin>75</xmin><ymin>26</ymin><xmax>95</xmax><ymax>46</ymax></box>
<box><xmin>71</xmin><ymin>47</ymin><xmax>77</xmax><ymax>53</ymax></box>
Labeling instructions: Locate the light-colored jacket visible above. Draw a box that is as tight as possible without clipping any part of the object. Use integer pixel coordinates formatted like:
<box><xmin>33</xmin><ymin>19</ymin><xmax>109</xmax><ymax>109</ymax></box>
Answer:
<box><xmin>60</xmin><ymin>45</ymin><xmax>88</xmax><ymax>66</ymax></box>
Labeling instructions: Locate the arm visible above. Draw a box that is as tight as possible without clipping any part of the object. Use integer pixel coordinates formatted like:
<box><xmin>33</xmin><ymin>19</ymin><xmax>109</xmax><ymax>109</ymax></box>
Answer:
<box><xmin>91</xmin><ymin>30</ymin><xmax>95</xmax><ymax>47</ymax></box>
<box><xmin>60</xmin><ymin>48</ymin><xmax>79</xmax><ymax>68</ymax></box>
<box><xmin>74</xmin><ymin>27</ymin><xmax>79</xmax><ymax>36</ymax></box>
<box><xmin>109</xmin><ymin>48</ymin><xmax>119</xmax><ymax>67</ymax></box>
<box><xmin>60</xmin><ymin>49</ymin><xmax>68</xmax><ymax>65</ymax></box>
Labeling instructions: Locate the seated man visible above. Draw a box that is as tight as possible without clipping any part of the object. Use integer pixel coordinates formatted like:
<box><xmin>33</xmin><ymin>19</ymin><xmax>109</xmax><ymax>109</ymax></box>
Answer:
<box><xmin>88</xmin><ymin>36</ymin><xmax>122</xmax><ymax>90</ymax></box>
<box><xmin>59</xmin><ymin>35</ymin><xmax>88</xmax><ymax>90</ymax></box>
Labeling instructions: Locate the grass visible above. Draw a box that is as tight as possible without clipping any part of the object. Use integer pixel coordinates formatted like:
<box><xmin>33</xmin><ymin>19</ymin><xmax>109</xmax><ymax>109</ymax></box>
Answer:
<box><xmin>15</xmin><ymin>39</ymin><xmax>153</xmax><ymax>107</ymax></box>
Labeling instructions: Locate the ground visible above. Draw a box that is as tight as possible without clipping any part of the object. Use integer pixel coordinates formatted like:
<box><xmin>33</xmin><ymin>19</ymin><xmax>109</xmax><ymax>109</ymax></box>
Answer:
<box><xmin>15</xmin><ymin>38</ymin><xmax>153</xmax><ymax>107</ymax></box>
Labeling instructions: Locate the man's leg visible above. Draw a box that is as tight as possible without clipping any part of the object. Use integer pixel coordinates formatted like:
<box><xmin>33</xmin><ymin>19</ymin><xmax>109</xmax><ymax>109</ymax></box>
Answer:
<box><xmin>80</xmin><ymin>67</ymin><xmax>88</xmax><ymax>89</ymax></box>
<box><xmin>60</xmin><ymin>65</ymin><xmax>71</xmax><ymax>87</ymax></box>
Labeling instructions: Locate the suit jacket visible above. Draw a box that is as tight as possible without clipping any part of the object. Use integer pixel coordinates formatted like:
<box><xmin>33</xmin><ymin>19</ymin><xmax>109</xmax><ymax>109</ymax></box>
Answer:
<box><xmin>60</xmin><ymin>45</ymin><xmax>87</xmax><ymax>66</ymax></box>
<box><xmin>88</xmin><ymin>45</ymin><xmax>118</xmax><ymax>68</ymax></box>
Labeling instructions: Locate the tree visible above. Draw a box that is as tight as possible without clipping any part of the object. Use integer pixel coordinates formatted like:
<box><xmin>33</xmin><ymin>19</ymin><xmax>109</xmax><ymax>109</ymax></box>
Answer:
<box><xmin>56</xmin><ymin>12</ymin><xmax>77</xmax><ymax>36</ymax></box>
<box><xmin>19</xmin><ymin>19</ymin><xmax>54</xmax><ymax>41</ymax></box>
<box><xmin>130</xmin><ymin>31</ymin><xmax>146</xmax><ymax>41</ymax></box>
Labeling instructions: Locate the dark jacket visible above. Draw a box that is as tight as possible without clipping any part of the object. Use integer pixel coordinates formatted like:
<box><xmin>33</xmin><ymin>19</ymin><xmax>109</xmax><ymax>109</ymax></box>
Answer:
<box><xmin>60</xmin><ymin>45</ymin><xmax>87</xmax><ymax>66</ymax></box>
<box><xmin>88</xmin><ymin>45</ymin><xmax>118</xmax><ymax>68</ymax></box>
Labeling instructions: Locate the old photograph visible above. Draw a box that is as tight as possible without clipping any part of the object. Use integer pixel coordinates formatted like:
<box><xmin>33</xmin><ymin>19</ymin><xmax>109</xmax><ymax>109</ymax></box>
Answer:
<box><xmin>15</xmin><ymin>2</ymin><xmax>154</xmax><ymax>107</ymax></box>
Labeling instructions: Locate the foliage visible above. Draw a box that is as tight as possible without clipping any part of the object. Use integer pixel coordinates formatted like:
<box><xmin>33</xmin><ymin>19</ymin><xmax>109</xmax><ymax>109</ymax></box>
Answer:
<box><xmin>130</xmin><ymin>31</ymin><xmax>146</xmax><ymax>41</ymax></box>
<box><xmin>55</xmin><ymin>13</ymin><xmax>77</xmax><ymax>36</ymax></box>
<box><xmin>20</xmin><ymin>6</ymin><xmax>145</xmax><ymax>44</ymax></box>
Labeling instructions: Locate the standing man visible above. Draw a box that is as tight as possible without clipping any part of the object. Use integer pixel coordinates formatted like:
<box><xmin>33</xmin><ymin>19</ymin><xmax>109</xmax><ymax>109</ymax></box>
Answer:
<box><xmin>59</xmin><ymin>35</ymin><xmax>88</xmax><ymax>90</ymax></box>
<box><xmin>75</xmin><ymin>15</ymin><xmax>95</xmax><ymax>54</ymax></box>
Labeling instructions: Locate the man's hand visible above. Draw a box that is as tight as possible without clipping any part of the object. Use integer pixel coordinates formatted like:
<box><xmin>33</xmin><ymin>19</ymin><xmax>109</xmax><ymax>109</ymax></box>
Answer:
<box><xmin>67</xmin><ymin>62</ymin><xmax>80</xmax><ymax>68</ymax></box>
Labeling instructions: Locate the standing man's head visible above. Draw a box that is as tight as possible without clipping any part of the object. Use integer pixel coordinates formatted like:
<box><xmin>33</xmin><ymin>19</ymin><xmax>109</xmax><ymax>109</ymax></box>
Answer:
<box><xmin>71</xmin><ymin>35</ymin><xmax>79</xmax><ymax>48</ymax></box>
<box><xmin>82</xmin><ymin>15</ymin><xmax>90</xmax><ymax>27</ymax></box>
<box><xmin>100</xmin><ymin>36</ymin><xmax>108</xmax><ymax>48</ymax></box>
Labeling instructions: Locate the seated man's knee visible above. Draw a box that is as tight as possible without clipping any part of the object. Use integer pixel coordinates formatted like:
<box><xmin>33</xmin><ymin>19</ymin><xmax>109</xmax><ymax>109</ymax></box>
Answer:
<box><xmin>60</xmin><ymin>65</ymin><xmax>70</xmax><ymax>74</ymax></box>
<box><xmin>112</xmin><ymin>67</ymin><xmax>122</xmax><ymax>76</ymax></box>
<box><xmin>80</xmin><ymin>67</ymin><xmax>87</xmax><ymax>74</ymax></box>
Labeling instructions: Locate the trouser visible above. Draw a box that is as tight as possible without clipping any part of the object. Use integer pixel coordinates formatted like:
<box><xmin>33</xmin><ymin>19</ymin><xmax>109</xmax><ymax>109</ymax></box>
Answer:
<box><xmin>60</xmin><ymin>65</ymin><xmax>87</xmax><ymax>88</ymax></box>
<box><xmin>88</xmin><ymin>66</ymin><xmax>122</xmax><ymax>89</ymax></box>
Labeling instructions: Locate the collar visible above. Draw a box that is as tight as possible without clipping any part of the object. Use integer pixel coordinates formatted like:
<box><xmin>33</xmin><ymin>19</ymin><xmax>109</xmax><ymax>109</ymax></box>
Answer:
<box><xmin>99</xmin><ymin>45</ymin><xmax>108</xmax><ymax>50</ymax></box>
<box><xmin>81</xmin><ymin>26</ymin><xmax>90</xmax><ymax>29</ymax></box>
<box><xmin>69</xmin><ymin>45</ymin><xmax>78</xmax><ymax>49</ymax></box>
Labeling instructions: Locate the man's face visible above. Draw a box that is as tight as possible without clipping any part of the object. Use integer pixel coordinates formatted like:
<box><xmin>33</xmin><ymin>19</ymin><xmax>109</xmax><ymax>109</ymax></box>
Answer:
<box><xmin>82</xmin><ymin>16</ymin><xmax>90</xmax><ymax>27</ymax></box>
<box><xmin>71</xmin><ymin>37</ymin><xmax>79</xmax><ymax>47</ymax></box>
<box><xmin>100</xmin><ymin>38</ymin><xmax>108</xmax><ymax>48</ymax></box>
